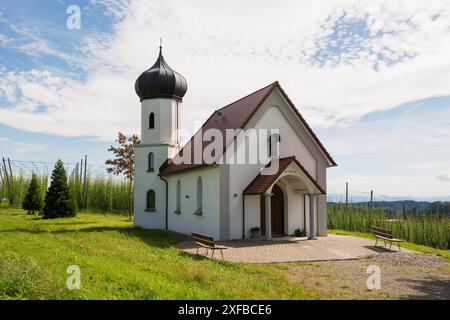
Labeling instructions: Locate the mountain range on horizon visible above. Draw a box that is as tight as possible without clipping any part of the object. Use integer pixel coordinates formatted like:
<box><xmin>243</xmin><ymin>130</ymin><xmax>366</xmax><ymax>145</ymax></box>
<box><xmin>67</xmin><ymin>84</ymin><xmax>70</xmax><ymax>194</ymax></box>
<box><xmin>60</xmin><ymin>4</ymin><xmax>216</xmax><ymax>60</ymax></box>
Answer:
<box><xmin>327</xmin><ymin>193</ymin><xmax>450</xmax><ymax>203</ymax></box>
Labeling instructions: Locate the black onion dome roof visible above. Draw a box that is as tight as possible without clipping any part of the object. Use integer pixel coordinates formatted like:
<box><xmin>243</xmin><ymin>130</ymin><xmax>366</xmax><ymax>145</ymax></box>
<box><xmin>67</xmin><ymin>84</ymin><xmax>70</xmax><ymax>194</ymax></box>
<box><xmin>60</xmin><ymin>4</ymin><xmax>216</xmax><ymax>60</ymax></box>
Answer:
<box><xmin>135</xmin><ymin>47</ymin><xmax>188</xmax><ymax>102</ymax></box>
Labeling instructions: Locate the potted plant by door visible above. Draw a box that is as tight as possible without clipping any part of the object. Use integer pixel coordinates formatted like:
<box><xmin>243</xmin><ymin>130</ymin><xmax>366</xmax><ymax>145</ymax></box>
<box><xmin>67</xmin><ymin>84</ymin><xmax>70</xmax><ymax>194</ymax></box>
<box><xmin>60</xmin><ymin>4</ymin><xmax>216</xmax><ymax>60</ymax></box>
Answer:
<box><xmin>294</xmin><ymin>228</ymin><xmax>307</xmax><ymax>237</ymax></box>
<box><xmin>250</xmin><ymin>227</ymin><xmax>261</xmax><ymax>239</ymax></box>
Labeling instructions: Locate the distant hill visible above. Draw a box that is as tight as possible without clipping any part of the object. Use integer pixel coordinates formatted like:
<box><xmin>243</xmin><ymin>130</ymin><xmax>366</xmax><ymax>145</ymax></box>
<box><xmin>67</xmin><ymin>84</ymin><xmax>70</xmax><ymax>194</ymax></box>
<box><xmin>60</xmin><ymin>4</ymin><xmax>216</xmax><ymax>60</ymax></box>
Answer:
<box><xmin>328</xmin><ymin>200</ymin><xmax>450</xmax><ymax>214</ymax></box>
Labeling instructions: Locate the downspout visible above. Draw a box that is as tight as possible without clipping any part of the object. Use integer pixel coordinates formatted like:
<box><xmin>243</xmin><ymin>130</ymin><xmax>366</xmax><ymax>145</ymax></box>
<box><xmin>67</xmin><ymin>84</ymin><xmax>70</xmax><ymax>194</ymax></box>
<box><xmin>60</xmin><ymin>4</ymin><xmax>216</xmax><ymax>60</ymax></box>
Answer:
<box><xmin>159</xmin><ymin>174</ymin><xmax>169</xmax><ymax>230</ymax></box>
<box><xmin>242</xmin><ymin>194</ymin><xmax>245</xmax><ymax>239</ymax></box>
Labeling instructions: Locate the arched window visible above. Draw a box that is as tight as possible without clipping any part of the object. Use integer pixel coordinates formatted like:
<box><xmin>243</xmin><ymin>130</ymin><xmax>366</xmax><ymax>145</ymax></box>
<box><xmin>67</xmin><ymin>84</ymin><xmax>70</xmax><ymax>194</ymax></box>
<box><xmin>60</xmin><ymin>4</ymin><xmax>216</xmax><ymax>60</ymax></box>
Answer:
<box><xmin>175</xmin><ymin>180</ymin><xmax>181</xmax><ymax>214</ymax></box>
<box><xmin>146</xmin><ymin>190</ymin><xmax>155</xmax><ymax>211</ymax></box>
<box><xmin>148</xmin><ymin>152</ymin><xmax>154</xmax><ymax>172</ymax></box>
<box><xmin>268</xmin><ymin>133</ymin><xmax>280</xmax><ymax>158</ymax></box>
<box><xmin>195</xmin><ymin>177</ymin><xmax>203</xmax><ymax>215</ymax></box>
<box><xmin>149</xmin><ymin>112</ymin><xmax>155</xmax><ymax>129</ymax></box>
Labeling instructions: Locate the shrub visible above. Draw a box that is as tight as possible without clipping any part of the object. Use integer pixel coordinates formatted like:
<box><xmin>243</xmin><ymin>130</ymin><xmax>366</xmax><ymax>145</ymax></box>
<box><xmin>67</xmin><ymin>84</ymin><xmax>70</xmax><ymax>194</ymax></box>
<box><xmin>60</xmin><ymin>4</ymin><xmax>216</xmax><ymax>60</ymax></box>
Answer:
<box><xmin>294</xmin><ymin>228</ymin><xmax>307</xmax><ymax>237</ymax></box>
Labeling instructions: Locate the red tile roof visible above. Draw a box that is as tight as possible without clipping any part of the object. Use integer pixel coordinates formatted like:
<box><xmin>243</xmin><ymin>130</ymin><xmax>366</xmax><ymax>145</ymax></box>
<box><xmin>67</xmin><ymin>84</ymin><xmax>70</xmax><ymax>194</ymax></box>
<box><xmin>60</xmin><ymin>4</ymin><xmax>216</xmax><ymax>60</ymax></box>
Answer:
<box><xmin>243</xmin><ymin>156</ymin><xmax>326</xmax><ymax>195</ymax></box>
<box><xmin>159</xmin><ymin>81</ymin><xmax>336</xmax><ymax>176</ymax></box>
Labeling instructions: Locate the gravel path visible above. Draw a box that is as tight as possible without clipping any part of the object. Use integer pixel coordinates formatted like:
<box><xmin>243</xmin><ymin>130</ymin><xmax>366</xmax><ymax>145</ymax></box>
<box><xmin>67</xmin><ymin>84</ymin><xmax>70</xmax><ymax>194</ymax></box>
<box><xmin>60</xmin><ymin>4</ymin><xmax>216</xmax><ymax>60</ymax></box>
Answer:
<box><xmin>281</xmin><ymin>251</ymin><xmax>450</xmax><ymax>300</ymax></box>
<box><xmin>368</xmin><ymin>252</ymin><xmax>447</xmax><ymax>267</ymax></box>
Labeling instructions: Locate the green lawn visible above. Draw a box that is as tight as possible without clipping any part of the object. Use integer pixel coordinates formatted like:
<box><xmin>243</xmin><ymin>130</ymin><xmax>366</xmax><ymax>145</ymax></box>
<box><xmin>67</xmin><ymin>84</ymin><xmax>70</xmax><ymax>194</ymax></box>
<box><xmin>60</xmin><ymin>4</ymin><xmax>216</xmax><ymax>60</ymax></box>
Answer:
<box><xmin>328</xmin><ymin>229</ymin><xmax>450</xmax><ymax>261</ymax></box>
<box><xmin>0</xmin><ymin>209</ymin><xmax>316</xmax><ymax>300</ymax></box>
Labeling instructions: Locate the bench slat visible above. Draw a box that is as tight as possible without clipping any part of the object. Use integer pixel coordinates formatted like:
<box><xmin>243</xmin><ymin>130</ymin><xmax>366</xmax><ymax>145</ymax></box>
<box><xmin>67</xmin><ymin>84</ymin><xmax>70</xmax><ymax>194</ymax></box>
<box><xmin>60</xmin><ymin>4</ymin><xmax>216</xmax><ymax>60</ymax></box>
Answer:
<box><xmin>192</xmin><ymin>232</ymin><xmax>215</xmax><ymax>248</ymax></box>
<box><xmin>371</xmin><ymin>226</ymin><xmax>393</xmax><ymax>239</ymax></box>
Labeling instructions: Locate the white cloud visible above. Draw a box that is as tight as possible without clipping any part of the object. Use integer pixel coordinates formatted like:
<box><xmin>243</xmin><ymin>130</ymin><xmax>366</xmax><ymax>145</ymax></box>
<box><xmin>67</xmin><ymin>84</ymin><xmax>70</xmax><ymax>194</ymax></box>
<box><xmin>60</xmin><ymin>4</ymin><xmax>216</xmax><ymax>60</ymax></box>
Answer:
<box><xmin>14</xmin><ymin>142</ymin><xmax>48</xmax><ymax>154</ymax></box>
<box><xmin>0</xmin><ymin>18</ymin><xmax>87</xmax><ymax>68</ymax></box>
<box><xmin>322</xmin><ymin>95</ymin><xmax>450</xmax><ymax>197</ymax></box>
<box><xmin>0</xmin><ymin>33</ymin><xmax>9</xmax><ymax>45</ymax></box>
<box><xmin>0</xmin><ymin>137</ymin><xmax>48</xmax><ymax>154</ymax></box>
<box><xmin>1</xmin><ymin>0</ymin><xmax>450</xmax><ymax>139</ymax></box>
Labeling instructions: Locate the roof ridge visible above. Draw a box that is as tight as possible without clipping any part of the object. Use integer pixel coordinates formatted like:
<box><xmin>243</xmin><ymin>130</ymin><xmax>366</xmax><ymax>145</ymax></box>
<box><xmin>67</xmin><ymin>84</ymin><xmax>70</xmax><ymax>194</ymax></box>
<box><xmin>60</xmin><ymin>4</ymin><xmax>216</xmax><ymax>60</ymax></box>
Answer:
<box><xmin>217</xmin><ymin>81</ymin><xmax>278</xmax><ymax>111</ymax></box>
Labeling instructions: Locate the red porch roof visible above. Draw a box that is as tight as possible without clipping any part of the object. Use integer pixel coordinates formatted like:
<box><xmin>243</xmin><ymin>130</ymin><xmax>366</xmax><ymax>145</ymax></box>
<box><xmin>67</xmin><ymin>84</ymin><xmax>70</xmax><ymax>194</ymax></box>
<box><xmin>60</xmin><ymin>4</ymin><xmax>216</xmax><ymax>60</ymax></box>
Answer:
<box><xmin>243</xmin><ymin>156</ymin><xmax>326</xmax><ymax>195</ymax></box>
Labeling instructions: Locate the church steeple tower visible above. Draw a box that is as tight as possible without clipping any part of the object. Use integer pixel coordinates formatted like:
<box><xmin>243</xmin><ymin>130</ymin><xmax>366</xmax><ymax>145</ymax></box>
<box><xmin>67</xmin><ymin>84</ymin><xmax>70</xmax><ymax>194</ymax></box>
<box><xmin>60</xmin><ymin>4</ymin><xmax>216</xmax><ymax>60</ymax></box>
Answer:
<box><xmin>133</xmin><ymin>45</ymin><xmax>187</xmax><ymax>229</ymax></box>
<box><xmin>135</xmin><ymin>45</ymin><xmax>188</xmax><ymax>102</ymax></box>
<box><xmin>134</xmin><ymin>45</ymin><xmax>187</xmax><ymax>148</ymax></box>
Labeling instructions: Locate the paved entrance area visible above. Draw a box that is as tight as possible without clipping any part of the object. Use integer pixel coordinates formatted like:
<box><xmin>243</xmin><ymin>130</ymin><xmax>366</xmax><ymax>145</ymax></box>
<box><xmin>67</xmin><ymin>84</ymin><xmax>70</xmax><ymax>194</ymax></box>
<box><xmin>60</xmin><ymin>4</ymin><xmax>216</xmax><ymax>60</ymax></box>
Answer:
<box><xmin>177</xmin><ymin>234</ymin><xmax>413</xmax><ymax>263</ymax></box>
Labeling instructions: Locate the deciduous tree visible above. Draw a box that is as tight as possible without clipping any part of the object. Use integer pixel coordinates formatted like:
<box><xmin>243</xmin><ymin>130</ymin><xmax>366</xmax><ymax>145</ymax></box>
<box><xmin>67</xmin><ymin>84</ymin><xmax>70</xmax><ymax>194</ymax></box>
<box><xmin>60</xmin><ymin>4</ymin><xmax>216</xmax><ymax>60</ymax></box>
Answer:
<box><xmin>105</xmin><ymin>132</ymin><xmax>140</xmax><ymax>219</ymax></box>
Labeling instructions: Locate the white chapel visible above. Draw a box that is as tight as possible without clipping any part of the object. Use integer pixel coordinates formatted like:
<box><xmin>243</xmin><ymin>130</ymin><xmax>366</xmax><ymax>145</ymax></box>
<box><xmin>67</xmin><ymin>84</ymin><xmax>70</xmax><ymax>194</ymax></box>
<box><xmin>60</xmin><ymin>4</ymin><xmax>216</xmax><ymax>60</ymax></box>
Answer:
<box><xmin>133</xmin><ymin>47</ymin><xmax>336</xmax><ymax>240</ymax></box>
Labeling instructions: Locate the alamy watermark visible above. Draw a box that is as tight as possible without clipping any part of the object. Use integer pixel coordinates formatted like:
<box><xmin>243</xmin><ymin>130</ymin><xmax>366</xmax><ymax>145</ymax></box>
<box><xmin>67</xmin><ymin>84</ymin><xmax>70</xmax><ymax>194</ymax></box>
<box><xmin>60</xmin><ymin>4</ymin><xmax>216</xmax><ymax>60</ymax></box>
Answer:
<box><xmin>366</xmin><ymin>265</ymin><xmax>381</xmax><ymax>290</ymax></box>
<box><xmin>169</xmin><ymin>127</ymin><xmax>281</xmax><ymax>175</ymax></box>
<box><xmin>66</xmin><ymin>265</ymin><xmax>81</xmax><ymax>290</ymax></box>
<box><xmin>66</xmin><ymin>5</ymin><xmax>81</xmax><ymax>30</ymax></box>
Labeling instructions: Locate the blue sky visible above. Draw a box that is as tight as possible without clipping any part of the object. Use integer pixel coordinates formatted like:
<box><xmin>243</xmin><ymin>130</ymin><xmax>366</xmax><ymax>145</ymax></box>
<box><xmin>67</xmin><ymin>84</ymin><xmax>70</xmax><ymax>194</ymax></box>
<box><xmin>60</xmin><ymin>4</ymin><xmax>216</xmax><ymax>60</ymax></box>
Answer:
<box><xmin>1</xmin><ymin>0</ymin><xmax>450</xmax><ymax>200</ymax></box>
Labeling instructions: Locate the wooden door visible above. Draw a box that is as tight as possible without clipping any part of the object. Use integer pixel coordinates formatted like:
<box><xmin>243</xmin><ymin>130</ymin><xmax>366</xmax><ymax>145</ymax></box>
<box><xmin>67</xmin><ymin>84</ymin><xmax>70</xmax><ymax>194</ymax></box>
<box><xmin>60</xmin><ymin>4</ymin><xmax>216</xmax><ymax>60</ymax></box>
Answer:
<box><xmin>260</xmin><ymin>185</ymin><xmax>285</xmax><ymax>236</ymax></box>
<box><xmin>271</xmin><ymin>185</ymin><xmax>284</xmax><ymax>236</ymax></box>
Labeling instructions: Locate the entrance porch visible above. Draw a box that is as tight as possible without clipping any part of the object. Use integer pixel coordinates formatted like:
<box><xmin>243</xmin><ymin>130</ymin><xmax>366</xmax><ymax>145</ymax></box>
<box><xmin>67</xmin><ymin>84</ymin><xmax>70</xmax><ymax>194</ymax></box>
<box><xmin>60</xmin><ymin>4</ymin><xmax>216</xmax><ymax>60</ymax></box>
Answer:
<box><xmin>243</xmin><ymin>156</ymin><xmax>326</xmax><ymax>240</ymax></box>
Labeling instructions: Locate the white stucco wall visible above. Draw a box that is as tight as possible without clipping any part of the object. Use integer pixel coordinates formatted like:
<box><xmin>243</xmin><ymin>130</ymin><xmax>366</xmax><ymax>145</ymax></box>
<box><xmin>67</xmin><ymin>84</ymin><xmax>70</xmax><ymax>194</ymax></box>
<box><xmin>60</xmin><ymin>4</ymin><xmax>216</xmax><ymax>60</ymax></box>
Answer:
<box><xmin>134</xmin><ymin>145</ymin><xmax>169</xmax><ymax>229</ymax></box>
<box><xmin>251</xmin><ymin>96</ymin><xmax>317</xmax><ymax>179</ymax></box>
<box><xmin>228</xmin><ymin>163</ymin><xmax>261</xmax><ymax>239</ymax></box>
<box><xmin>285</xmin><ymin>189</ymin><xmax>305</xmax><ymax>235</ymax></box>
<box><xmin>244</xmin><ymin>195</ymin><xmax>260</xmax><ymax>238</ymax></box>
<box><xmin>141</xmin><ymin>98</ymin><xmax>179</xmax><ymax>145</ymax></box>
<box><xmin>166</xmin><ymin>166</ymin><xmax>221</xmax><ymax>240</ymax></box>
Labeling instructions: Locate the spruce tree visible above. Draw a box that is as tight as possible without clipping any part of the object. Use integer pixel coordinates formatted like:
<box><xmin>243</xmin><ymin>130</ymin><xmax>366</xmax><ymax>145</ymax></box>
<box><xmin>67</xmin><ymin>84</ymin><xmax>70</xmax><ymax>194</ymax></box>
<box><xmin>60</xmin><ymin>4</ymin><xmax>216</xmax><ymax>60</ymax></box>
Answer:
<box><xmin>42</xmin><ymin>159</ymin><xmax>76</xmax><ymax>219</ymax></box>
<box><xmin>22</xmin><ymin>173</ymin><xmax>43</xmax><ymax>215</ymax></box>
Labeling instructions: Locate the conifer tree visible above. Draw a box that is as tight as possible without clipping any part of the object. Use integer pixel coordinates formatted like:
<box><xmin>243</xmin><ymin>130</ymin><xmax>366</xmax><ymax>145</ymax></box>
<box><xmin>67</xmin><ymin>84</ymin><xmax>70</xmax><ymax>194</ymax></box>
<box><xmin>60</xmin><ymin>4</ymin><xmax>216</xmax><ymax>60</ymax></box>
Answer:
<box><xmin>22</xmin><ymin>173</ymin><xmax>43</xmax><ymax>215</ymax></box>
<box><xmin>42</xmin><ymin>159</ymin><xmax>76</xmax><ymax>219</ymax></box>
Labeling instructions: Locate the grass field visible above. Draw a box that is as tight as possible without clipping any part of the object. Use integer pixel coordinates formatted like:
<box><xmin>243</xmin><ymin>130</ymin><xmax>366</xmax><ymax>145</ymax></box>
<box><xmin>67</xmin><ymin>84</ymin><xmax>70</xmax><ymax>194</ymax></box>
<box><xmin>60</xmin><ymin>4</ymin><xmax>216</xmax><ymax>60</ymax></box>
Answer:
<box><xmin>0</xmin><ymin>209</ymin><xmax>316</xmax><ymax>300</ymax></box>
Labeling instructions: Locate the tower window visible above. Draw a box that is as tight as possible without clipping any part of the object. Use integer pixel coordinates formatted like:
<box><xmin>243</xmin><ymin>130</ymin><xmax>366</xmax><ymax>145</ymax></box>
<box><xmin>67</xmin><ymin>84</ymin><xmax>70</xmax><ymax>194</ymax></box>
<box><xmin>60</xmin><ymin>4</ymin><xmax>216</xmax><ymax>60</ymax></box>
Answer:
<box><xmin>146</xmin><ymin>190</ymin><xmax>155</xmax><ymax>211</ymax></box>
<box><xmin>195</xmin><ymin>177</ymin><xmax>203</xmax><ymax>215</ymax></box>
<box><xmin>149</xmin><ymin>112</ymin><xmax>155</xmax><ymax>129</ymax></box>
<box><xmin>148</xmin><ymin>152</ymin><xmax>154</xmax><ymax>172</ymax></box>
<box><xmin>268</xmin><ymin>133</ymin><xmax>280</xmax><ymax>158</ymax></box>
<box><xmin>175</xmin><ymin>180</ymin><xmax>181</xmax><ymax>214</ymax></box>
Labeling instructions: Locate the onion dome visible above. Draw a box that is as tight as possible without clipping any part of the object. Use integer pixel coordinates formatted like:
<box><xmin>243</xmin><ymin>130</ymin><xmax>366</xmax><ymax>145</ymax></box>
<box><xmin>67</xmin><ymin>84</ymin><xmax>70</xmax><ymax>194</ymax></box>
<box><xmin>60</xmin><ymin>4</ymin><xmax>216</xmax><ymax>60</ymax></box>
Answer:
<box><xmin>135</xmin><ymin>46</ymin><xmax>188</xmax><ymax>102</ymax></box>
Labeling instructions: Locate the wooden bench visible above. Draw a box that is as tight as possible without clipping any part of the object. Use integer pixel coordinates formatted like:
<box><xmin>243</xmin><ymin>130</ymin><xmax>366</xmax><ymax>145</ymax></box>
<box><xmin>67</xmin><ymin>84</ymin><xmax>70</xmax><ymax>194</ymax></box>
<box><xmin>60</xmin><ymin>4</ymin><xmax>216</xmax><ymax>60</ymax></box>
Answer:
<box><xmin>371</xmin><ymin>226</ymin><xmax>403</xmax><ymax>251</ymax></box>
<box><xmin>192</xmin><ymin>232</ymin><xmax>227</xmax><ymax>259</ymax></box>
